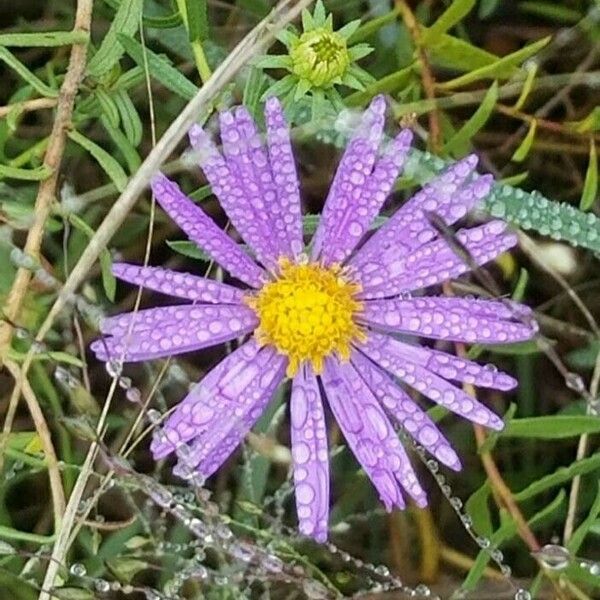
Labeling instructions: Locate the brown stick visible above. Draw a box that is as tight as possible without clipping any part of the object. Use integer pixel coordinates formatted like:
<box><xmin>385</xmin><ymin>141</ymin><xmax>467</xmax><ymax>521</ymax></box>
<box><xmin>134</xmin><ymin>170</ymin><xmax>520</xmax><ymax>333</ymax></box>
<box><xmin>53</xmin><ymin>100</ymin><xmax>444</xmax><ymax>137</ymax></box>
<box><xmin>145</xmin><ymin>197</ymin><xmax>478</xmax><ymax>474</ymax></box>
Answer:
<box><xmin>0</xmin><ymin>0</ymin><xmax>93</xmax><ymax>366</ymax></box>
<box><xmin>395</xmin><ymin>0</ymin><xmax>442</xmax><ymax>152</ymax></box>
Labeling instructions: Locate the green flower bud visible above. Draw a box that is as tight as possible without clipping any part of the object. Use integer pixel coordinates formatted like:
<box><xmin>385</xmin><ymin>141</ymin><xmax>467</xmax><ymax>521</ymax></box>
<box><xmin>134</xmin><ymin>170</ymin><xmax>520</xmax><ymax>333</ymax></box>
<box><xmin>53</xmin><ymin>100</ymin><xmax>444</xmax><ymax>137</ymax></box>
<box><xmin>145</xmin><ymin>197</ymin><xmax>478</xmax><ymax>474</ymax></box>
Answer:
<box><xmin>290</xmin><ymin>28</ymin><xmax>350</xmax><ymax>88</ymax></box>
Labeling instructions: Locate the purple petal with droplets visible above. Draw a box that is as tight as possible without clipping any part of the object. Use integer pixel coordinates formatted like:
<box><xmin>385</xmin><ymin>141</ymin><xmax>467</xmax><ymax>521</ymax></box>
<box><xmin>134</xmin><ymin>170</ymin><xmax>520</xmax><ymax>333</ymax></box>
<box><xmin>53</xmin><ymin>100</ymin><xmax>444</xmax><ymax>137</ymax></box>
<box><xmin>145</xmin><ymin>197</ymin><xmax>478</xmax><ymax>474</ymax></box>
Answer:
<box><xmin>189</xmin><ymin>120</ymin><xmax>278</xmax><ymax>270</ymax></box>
<box><xmin>322</xmin><ymin>356</ymin><xmax>427</xmax><ymax>509</ymax></box>
<box><xmin>350</xmin><ymin>158</ymin><xmax>492</xmax><ymax>274</ymax></box>
<box><xmin>151</xmin><ymin>339</ymin><xmax>263</xmax><ymax>458</ymax></box>
<box><xmin>171</xmin><ymin>347</ymin><xmax>287</xmax><ymax>478</ymax></box>
<box><xmin>311</xmin><ymin>95</ymin><xmax>387</xmax><ymax>263</ymax></box>
<box><xmin>360</xmin><ymin>296</ymin><xmax>537</xmax><ymax>344</ymax></box>
<box><xmin>112</xmin><ymin>263</ymin><xmax>244</xmax><ymax>304</ymax></box>
<box><xmin>359</xmin><ymin>337</ymin><xmax>505</xmax><ymax>431</ymax></box>
<box><xmin>265</xmin><ymin>97</ymin><xmax>304</xmax><ymax>258</ymax></box>
<box><xmin>351</xmin><ymin>350</ymin><xmax>461</xmax><ymax>471</ymax></box>
<box><xmin>91</xmin><ymin>304</ymin><xmax>257</xmax><ymax>362</ymax></box>
<box><xmin>151</xmin><ymin>173</ymin><xmax>266</xmax><ymax>287</ymax></box>
<box><xmin>323</xmin><ymin>128</ymin><xmax>413</xmax><ymax>264</ymax></box>
<box><xmin>358</xmin><ymin>220</ymin><xmax>517</xmax><ymax>297</ymax></box>
<box><xmin>291</xmin><ymin>363</ymin><xmax>330</xmax><ymax>542</ymax></box>
<box><xmin>361</xmin><ymin>331</ymin><xmax>516</xmax><ymax>391</ymax></box>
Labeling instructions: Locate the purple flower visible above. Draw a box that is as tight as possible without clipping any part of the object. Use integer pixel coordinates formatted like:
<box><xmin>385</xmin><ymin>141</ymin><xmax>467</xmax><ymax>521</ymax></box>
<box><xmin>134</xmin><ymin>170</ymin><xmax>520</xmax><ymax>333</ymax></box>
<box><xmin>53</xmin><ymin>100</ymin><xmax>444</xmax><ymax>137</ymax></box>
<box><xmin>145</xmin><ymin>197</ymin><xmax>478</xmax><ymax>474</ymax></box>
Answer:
<box><xmin>92</xmin><ymin>96</ymin><xmax>537</xmax><ymax>542</ymax></box>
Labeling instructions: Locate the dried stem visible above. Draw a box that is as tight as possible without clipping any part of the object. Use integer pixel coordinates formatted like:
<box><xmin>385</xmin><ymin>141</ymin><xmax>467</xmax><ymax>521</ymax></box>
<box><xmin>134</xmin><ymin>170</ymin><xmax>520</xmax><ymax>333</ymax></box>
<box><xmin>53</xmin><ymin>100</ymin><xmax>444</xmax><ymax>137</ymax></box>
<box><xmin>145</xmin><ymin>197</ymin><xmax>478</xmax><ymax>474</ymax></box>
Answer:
<box><xmin>0</xmin><ymin>1</ymin><xmax>93</xmax><ymax>366</ymax></box>
<box><xmin>395</xmin><ymin>0</ymin><xmax>442</xmax><ymax>152</ymax></box>
<box><xmin>4</xmin><ymin>360</ymin><xmax>65</xmax><ymax>534</ymax></box>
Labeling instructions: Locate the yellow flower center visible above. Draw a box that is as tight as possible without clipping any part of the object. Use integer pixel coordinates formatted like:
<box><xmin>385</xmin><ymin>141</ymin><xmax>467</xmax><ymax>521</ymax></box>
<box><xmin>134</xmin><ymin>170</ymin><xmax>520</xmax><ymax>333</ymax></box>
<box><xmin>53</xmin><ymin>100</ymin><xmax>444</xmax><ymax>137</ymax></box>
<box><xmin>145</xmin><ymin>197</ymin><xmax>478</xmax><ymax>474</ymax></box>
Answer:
<box><xmin>245</xmin><ymin>259</ymin><xmax>365</xmax><ymax>376</ymax></box>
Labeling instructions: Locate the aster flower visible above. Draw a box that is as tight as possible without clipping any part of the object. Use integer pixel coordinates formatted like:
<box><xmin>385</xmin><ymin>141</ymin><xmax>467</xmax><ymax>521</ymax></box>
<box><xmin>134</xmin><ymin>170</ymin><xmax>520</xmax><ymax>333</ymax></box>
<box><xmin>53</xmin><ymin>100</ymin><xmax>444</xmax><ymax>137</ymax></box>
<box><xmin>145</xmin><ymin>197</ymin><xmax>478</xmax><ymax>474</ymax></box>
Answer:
<box><xmin>92</xmin><ymin>95</ymin><xmax>538</xmax><ymax>543</ymax></box>
<box><xmin>258</xmin><ymin>0</ymin><xmax>374</xmax><ymax>114</ymax></box>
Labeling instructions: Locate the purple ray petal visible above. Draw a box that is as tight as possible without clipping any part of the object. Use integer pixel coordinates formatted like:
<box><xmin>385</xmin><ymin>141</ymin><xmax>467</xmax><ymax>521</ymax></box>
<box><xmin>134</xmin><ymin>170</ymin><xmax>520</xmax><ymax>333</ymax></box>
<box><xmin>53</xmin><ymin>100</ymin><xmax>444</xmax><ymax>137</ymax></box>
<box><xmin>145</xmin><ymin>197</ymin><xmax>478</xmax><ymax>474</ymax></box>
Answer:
<box><xmin>91</xmin><ymin>304</ymin><xmax>257</xmax><ymax>362</ymax></box>
<box><xmin>322</xmin><ymin>356</ymin><xmax>428</xmax><ymax>509</ymax></box>
<box><xmin>112</xmin><ymin>263</ymin><xmax>244</xmax><ymax>304</ymax></box>
<box><xmin>150</xmin><ymin>341</ymin><xmax>262</xmax><ymax>459</ymax></box>
<box><xmin>359</xmin><ymin>338</ymin><xmax>505</xmax><ymax>430</ymax></box>
<box><xmin>358</xmin><ymin>220</ymin><xmax>517</xmax><ymax>297</ymax></box>
<box><xmin>363</xmin><ymin>331</ymin><xmax>517</xmax><ymax>391</ymax></box>
<box><xmin>311</xmin><ymin>96</ymin><xmax>387</xmax><ymax>263</ymax></box>
<box><xmin>360</xmin><ymin>296</ymin><xmax>537</xmax><ymax>344</ymax></box>
<box><xmin>151</xmin><ymin>173</ymin><xmax>266</xmax><ymax>287</ymax></box>
<box><xmin>223</xmin><ymin>104</ymin><xmax>301</xmax><ymax>261</ymax></box>
<box><xmin>350</xmin><ymin>158</ymin><xmax>492</xmax><ymax>274</ymax></box>
<box><xmin>265</xmin><ymin>97</ymin><xmax>304</xmax><ymax>258</ymax></box>
<box><xmin>321</xmin><ymin>129</ymin><xmax>413</xmax><ymax>265</ymax></box>
<box><xmin>351</xmin><ymin>350</ymin><xmax>461</xmax><ymax>471</ymax></box>
<box><xmin>189</xmin><ymin>120</ymin><xmax>278</xmax><ymax>270</ymax></box>
<box><xmin>291</xmin><ymin>363</ymin><xmax>330</xmax><ymax>542</ymax></box>
<box><xmin>171</xmin><ymin>348</ymin><xmax>287</xmax><ymax>478</ymax></box>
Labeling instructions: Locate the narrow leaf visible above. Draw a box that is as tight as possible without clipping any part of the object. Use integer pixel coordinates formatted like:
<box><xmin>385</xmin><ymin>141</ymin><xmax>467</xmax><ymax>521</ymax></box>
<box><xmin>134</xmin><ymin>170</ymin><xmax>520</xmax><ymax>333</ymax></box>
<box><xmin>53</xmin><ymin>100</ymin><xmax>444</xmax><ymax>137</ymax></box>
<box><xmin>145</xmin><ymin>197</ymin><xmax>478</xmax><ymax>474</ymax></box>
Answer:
<box><xmin>502</xmin><ymin>416</ymin><xmax>600</xmax><ymax>439</ymax></box>
<box><xmin>440</xmin><ymin>36</ymin><xmax>551</xmax><ymax>90</ymax></box>
<box><xmin>0</xmin><ymin>164</ymin><xmax>52</xmax><ymax>181</ymax></box>
<box><xmin>113</xmin><ymin>89</ymin><xmax>143</xmax><ymax>147</ymax></box>
<box><xmin>0</xmin><ymin>31</ymin><xmax>88</xmax><ymax>47</ymax></box>
<box><xmin>514</xmin><ymin>453</ymin><xmax>600</xmax><ymax>501</ymax></box>
<box><xmin>580</xmin><ymin>139</ymin><xmax>598</xmax><ymax>211</ymax></box>
<box><xmin>444</xmin><ymin>81</ymin><xmax>498</xmax><ymax>154</ymax></box>
<box><xmin>423</xmin><ymin>0</ymin><xmax>476</xmax><ymax>44</ymax></box>
<box><xmin>0</xmin><ymin>47</ymin><xmax>58</xmax><ymax>97</ymax></box>
<box><xmin>87</xmin><ymin>0</ymin><xmax>144</xmax><ymax>78</ymax></box>
<box><xmin>511</xmin><ymin>119</ymin><xmax>537</xmax><ymax>162</ymax></box>
<box><xmin>117</xmin><ymin>34</ymin><xmax>198</xmax><ymax>101</ymax></box>
<box><xmin>184</xmin><ymin>0</ymin><xmax>209</xmax><ymax>42</ymax></box>
<box><xmin>67</xmin><ymin>129</ymin><xmax>128</xmax><ymax>192</ymax></box>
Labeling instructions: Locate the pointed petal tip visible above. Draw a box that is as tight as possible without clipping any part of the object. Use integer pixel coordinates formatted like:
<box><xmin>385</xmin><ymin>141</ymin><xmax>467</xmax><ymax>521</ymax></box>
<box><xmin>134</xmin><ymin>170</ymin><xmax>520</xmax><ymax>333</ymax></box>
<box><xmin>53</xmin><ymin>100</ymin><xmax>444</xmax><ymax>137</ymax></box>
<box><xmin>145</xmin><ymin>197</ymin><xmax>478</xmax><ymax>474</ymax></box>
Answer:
<box><xmin>368</xmin><ymin>94</ymin><xmax>387</xmax><ymax>114</ymax></box>
<box><xmin>265</xmin><ymin>95</ymin><xmax>283</xmax><ymax>112</ymax></box>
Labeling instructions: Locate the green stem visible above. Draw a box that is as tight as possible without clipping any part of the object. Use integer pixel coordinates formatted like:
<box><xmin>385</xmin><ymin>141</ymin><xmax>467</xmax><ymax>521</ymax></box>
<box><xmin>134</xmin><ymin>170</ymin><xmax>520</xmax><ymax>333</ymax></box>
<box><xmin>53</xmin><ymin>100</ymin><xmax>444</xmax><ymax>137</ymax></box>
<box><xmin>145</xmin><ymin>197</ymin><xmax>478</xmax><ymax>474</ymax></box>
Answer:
<box><xmin>175</xmin><ymin>0</ymin><xmax>212</xmax><ymax>84</ymax></box>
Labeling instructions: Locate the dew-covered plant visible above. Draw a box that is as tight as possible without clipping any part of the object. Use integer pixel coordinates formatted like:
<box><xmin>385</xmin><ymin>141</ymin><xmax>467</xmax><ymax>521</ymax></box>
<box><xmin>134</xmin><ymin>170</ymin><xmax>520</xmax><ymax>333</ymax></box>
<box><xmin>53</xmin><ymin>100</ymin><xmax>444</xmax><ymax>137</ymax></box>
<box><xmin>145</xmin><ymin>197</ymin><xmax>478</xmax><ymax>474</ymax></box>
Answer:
<box><xmin>1</xmin><ymin>1</ymin><xmax>600</xmax><ymax>599</ymax></box>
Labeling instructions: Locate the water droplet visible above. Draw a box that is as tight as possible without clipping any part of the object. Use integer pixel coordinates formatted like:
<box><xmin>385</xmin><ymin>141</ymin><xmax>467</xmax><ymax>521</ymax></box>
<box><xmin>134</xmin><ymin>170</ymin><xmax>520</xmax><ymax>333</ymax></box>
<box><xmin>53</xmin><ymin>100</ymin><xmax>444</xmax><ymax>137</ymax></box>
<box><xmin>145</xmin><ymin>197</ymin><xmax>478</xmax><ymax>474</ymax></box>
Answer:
<box><xmin>70</xmin><ymin>563</ymin><xmax>87</xmax><ymax>577</ymax></box>
<box><xmin>532</xmin><ymin>544</ymin><xmax>571</xmax><ymax>570</ymax></box>
<box><xmin>95</xmin><ymin>579</ymin><xmax>110</xmax><ymax>593</ymax></box>
<box><xmin>514</xmin><ymin>589</ymin><xmax>531</xmax><ymax>600</ymax></box>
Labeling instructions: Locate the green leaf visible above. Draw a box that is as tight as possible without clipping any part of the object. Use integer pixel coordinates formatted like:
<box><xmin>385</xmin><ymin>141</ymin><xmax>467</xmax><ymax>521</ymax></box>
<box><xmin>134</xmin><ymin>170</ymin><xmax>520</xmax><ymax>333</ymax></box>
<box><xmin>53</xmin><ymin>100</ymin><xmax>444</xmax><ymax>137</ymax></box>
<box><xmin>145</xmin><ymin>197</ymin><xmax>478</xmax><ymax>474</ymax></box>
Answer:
<box><xmin>568</xmin><ymin>483</ymin><xmax>600</xmax><ymax>554</ymax></box>
<box><xmin>465</xmin><ymin>481</ymin><xmax>493</xmax><ymax>537</ymax></box>
<box><xmin>87</xmin><ymin>0</ymin><xmax>144</xmax><ymax>78</ymax></box>
<box><xmin>580</xmin><ymin>139</ymin><xmax>598</xmax><ymax>211</ymax></box>
<box><xmin>519</xmin><ymin>1</ymin><xmax>581</xmax><ymax>24</ymax></box>
<box><xmin>67</xmin><ymin>129</ymin><xmax>128</xmax><ymax>191</ymax></box>
<box><xmin>166</xmin><ymin>240</ymin><xmax>210</xmax><ymax>261</ymax></box>
<box><xmin>0</xmin><ymin>31</ymin><xmax>88</xmax><ymax>47</ymax></box>
<box><xmin>0</xmin><ymin>569</ymin><xmax>37</xmax><ymax>600</ymax></box>
<box><xmin>511</xmin><ymin>119</ymin><xmax>537</xmax><ymax>162</ymax></box>
<box><xmin>100</xmin><ymin>114</ymin><xmax>142</xmax><ymax>174</ymax></box>
<box><xmin>427</xmin><ymin>33</ymin><xmax>506</xmax><ymax>73</ymax></box>
<box><xmin>67</xmin><ymin>213</ymin><xmax>117</xmax><ymax>302</ymax></box>
<box><xmin>440</xmin><ymin>36</ymin><xmax>551</xmax><ymax>89</ymax></box>
<box><xmin>0</xmin><ymin>47</ymin><xmax>58</xmax><ymax>97</ymax></box>
<box><xmin>444</xmin><ymin>81</ymin><xmax>498</xmax><ymax>155</ymax></box>
<box><xmin>117</xmin><ymin>34</ymin><xmax>198</xmax><ymax>101</ymax></box>
<box><xmin>502</xmin><ymin>416</ymin><xmax>600</xmax><ymax>439</ymax></box>
<box><xmin>183</xmin><ymin>0</ymin><xmax>208</xmax><ymax>42</ymax></box>
<box><xmin>422</xmin><ymin>0</ymin><xmax>476</xmax><ymax>44</ymax></box>
<box><xmin>112</xmin><ymin>89</ymin><xmax>143</xmax><ymax>147</ymax></box>
<box><xmin>0</xmin><ymin>164</ymin><xmax>52</xmax><ymax>181</ymax></box>
<box><xmin>99</xmin><ymin>236</ymin><xmax>117</xmax><ymax>301</ymax></box>
<box><xmin>95</xmin><ymin>88</ymin><xmax>120</xmax><ymax>128</ymax></box>
<box><xmin>514</xmin><ymin>453</ymin><xmax>600</xmax><ymax>501</ymax></box>
<box><xmin>348</xmin><ymin>9</ymin><xmax>399</xmax><ymax>44</ymax></box>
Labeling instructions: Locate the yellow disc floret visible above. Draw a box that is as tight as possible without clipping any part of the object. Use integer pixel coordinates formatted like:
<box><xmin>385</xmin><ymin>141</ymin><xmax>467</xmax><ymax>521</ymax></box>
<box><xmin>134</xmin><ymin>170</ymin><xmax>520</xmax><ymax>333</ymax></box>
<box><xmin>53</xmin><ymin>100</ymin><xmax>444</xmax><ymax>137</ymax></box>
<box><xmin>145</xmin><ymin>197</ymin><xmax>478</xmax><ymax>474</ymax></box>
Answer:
<box><xmin>245</xmin><ymin>259</ymin><xmax>365</xmax><ymax>376</ymax></box>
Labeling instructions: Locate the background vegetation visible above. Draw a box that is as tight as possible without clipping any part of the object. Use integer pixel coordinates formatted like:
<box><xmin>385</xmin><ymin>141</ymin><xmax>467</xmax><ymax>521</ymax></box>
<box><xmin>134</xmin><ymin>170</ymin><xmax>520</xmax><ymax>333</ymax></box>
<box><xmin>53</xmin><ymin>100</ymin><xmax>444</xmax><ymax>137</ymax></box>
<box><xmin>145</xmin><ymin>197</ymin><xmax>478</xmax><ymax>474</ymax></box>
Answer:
<box><xmin>1</xmin><ymin>0</ymin><xmax>600</xmax><ymax>598</ymax></box>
